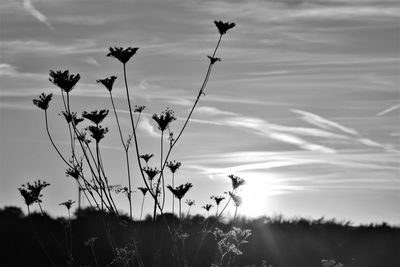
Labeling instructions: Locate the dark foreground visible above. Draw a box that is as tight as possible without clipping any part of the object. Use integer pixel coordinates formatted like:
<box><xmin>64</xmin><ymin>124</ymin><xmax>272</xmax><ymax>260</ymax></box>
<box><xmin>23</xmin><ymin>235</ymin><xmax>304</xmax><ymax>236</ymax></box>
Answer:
<box><xmin>0</xmin><ymin>206</ymin><xmax>399</xmax><ymax>267</ymax></box>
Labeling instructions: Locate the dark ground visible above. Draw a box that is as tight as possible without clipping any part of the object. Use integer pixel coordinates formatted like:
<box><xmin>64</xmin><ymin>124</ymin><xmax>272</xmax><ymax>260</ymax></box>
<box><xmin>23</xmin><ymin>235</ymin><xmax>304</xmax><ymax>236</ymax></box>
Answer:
<box><xmin>0</xmin><ymin>206</ymin><xmax>399</xmax><ymax>267</ymax></box>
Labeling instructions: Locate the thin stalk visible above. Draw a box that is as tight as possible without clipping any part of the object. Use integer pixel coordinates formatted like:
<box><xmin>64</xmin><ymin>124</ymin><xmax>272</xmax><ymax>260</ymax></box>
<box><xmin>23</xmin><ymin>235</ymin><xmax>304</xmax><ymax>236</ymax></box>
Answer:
<box><xmin>139</xmin><ymin>194</ymin><xmax>145</xmax><ymax>221</ymax></box>
<box><xmin>109</xmin><ymin>91</ymin><xmax>132</xmax><ymax>220</ymax></box>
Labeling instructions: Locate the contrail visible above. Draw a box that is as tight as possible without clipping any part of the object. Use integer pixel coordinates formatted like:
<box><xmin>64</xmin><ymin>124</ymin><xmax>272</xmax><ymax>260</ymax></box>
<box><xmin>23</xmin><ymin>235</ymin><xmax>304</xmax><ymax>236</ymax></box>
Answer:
<box><xmin>291</xmin><ymin>109</ymin><xmax>359</xmax><ymax>135</ymax></box>
<box><xmin>22</xmin><ymin>0</ymin><xmax>54</xmax><ymax>31</ymax></box>
<box><xmin>377</xmin><ymin>103</ymin><xmax>400</xmax><ymax>116</ymax></box>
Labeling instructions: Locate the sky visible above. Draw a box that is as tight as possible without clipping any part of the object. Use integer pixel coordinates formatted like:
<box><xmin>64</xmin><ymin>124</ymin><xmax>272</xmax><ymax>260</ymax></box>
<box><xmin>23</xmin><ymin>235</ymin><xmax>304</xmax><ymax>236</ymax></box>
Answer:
<box><xmin>0</xmin><ymin>0</ymin><xmax>399</xmax><ymax>225</ymax></box>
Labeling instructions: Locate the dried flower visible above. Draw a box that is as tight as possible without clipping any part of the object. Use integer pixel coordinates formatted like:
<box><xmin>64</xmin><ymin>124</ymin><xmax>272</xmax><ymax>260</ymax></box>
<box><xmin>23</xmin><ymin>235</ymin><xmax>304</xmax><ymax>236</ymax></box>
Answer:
<box><xmin>138</xmin><ymin>187</ymin><xmax>148</xmax><ymax>196</ymax></box>
<box><xmin>202</xmin><ymin>204</ymin><xmax>213</xmax><ymax>212</ymax></box>
<box><xmin>142</xmin><ymin>166</ymin><xmax>160</xmax><ymax>181</ymax></box>
<box><xmin>18</xmin><ymin>180</ymin><xmax>50</xmax><ymax>206</ymax></box>
<box><xmin>66</xmin><ymin>165</ymin><xmax>81</xmax><ymax>180</ymax></box>
<box><xmin>166</xmin><ymin>160</ymin><xmax>181</xmax><ymax>174</ymax></box>
<box><xmin>60</xmin><ymin>111</ymin><xmax>84</xmax><ymax>126</ymax></box>
<box><xmin>59</xmin><ymin>200</ymin><xmax>75</xmax><ymax>210</ymax></box>
<box><xmin>86</xmin><ymin>125</ymin><xmax>108</xmax><ymax>143</ymax></box>
<box><xmin>167</xmin><ymin>183</ymin><xmax>193</xmax><ymax>200</ymax></box>
<box><xmin>76</xmin><ymin>131</ymin><xmax>91</xmax><ymax>144</ymax></box>
<box><xmin>33</xmin><ymin>93</ymin><xmax>53</xmax><ymax>110</ymax></box>
<box><xmin>82</xmin><ymin>109</ymin><xmax>109</xmax><ymax>125</ymax></box>
<box><xmin>185</xmin><ymin>199</ymin><xmax>195</xmax><ymax>207</ymax></box>
<box><xmin>211</xmin><ymin>195</ymin><xmax>225</xmax><ymax>206</ymax></box>
<box><xmin>107</xmin><ymin>47</ymin><xmax>139</xmax><ymax>64</ymax></box>
<box><xmin>139</xmin><ymin>154</ymin><xmax>154</xmax><ymax>163</ymax></box>
<box><xmin>214</xmin><ymin>20</ymin><xmax>236</xmax><ymax>35</ymax></box>
<box><xmin>97</xmin><ymin>76</ymin><xmax>117</xmax><ymax>92</ymax></box>
<box><xmin>152</xmin><ymin>107</ymin><xmax>176</xmax><ymax>131</ymax></box>
<box><xmin>207</xmin><ymin>56</ymin><xmax>221</xmax><ymax>65</ymax></box>
<box><xmin>229</xmin><ymin>191</ymin><xmax>242</xmax><ymax>207</ymax></box>
<box><xmin>228</xmin><ymin>174</ymin><xmax>245</xmax><ymax>190</ymax></box>
<box><xmin>134</xmin><ymin>105</ymin><xmax>145</xmax><ymax>113</ymax></box>
<box><xmin>49</xmin><ymin>70</ymin><xmax>80</xmax><ymax>93</ymax></box>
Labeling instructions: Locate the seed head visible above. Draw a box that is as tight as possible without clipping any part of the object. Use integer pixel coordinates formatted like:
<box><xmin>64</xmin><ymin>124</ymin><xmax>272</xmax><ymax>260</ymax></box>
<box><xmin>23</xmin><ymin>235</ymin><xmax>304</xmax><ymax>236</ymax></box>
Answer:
<box><xmin>82</xmin><ymin>109</ymin><xmax>109</xmax><ymax>125</ymax></box>
<box><xmin>86</xmin><ymin>125</ymin><xmax>108</xmax><ymax>143</ymax></box>
<box><xmin>33</xmin><ymin>93</ymin><xmax>53</xmax><ymax>110</ymax></box>
<box><xmin>138</xmin><ymin>187</ymin><xmax>148</xmax><ymax>196</ymax></box>
<box><xmin>152</xmin><ymin>107</ymin><xmax>176</xmax><ymax>131</ymax></box>
<box><xmin>134</xmin><ymin>105</ymin><xmax>145</xmax><ymax>113</ymax></box>
<box><xmin>202</xmin><ymin>204</ymin><xmax>213</xmax><ymax>212</ymax></box>
<box><xmin>211</xmin><ymin>195</ymin><xmax>225</xmax><ymax>206</ymax></box>
<box><xmin>167</xmin><ymin>160</ymin><xmax>181</xmax><ymax>174</ymax></box>
<box><xmin>214</xmin><ymin>20</ymin><xmax>236</xmax><ymax>35</ymax></box>
<box><xmin>59</xmin><ymin>200</ymin><xmax>75</xmax><ymax>210</ymax></box>
<box><xmin>49</xmin><ymin>70</ymin><xmax>80</xmax><ymax>93</ymax></box>
<box><xmin>142</xmin><ymin>166</ymin><xmax>160</xmax><ymax>181</ymax></box>
<box><xmin>167</xmin><ymin>183</ymin><xmax>193</xmax><ymax>200</ymax></box>
<box><xmin>97</xmin><ymin>76</ymin><xmax>117</xmax><ymax>92</ymax></box>
<box><xmin>228</xmin><ymin>174</ymin><xmax>245</xmax><ymax>190</ymax></box>
<box><xmin>185</xmin><ymin>199</ymin><xmax>195</xmax><ymax>207</ymax></box>
<box><xmin>107</xmin><ymin>46</ymin><xmax>139</xmax><ymax>64</ymax></box>
<box><xmin>60</xmin><ymin>111</ymin><xmax>84</xmax><ymax>126</ymax></box>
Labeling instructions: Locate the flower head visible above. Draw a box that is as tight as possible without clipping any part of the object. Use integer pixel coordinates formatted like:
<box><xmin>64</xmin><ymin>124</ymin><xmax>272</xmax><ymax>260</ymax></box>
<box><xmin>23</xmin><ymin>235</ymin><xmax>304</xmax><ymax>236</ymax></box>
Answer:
<box><xmin>167</xmin><ymin>183</ymin><xmax>193</xmax><ymax>200</ymax></box>
<box><xmin>152</xmin><ymin>107</ymin><xmax>176</xmax><ymax>131</ymax></box>
<box><xmin>76</xmin><ymin>131</ymin><xmax>91</xmax><ymax>144</ymax></box>
<box><xmin>202</xmin><ymin>204</ymin><xmax>213</xmax><ymax>212</ymax></box>
<box><xmin>140</xmin><ymin>154</ymin><xmax>154</xmax><ymax>163</ymax></box>
<box><xmin>211</xmin><ymin>195</ymin><xmax>225</xmax><ymax>206</ymax></box>
<box><xmin>214</xmin><ymin>20</ymin><xmax>236</xmax><ymax>35</ymax></box>
<box><xmin>138</xmin><ymin>187</ymin><xmax>148</xmax><ymax>196</ymax></box>
<box><xmin>59</xmin><ymin>200</ymin><xmax>75</xmax><ymax>210</ymax></box>
<box><xmin>228</xmin><ymin>174</ymin><xmax>245</xmax><ymax>190</ymax></box>
<box><xmin>134</xmin><ymin>105</ymin><xmax>145</xmax><ymax>113</ymax></box>
<box><xmin>167</xmin><ymin>160</ymin><xmax>181</xmax><ymax>174</ymax></box>
<box><xmin>142</xmin><ymin>166</ymin><xmax>160</xmax><ymax>181</ymax></box>
<box><xmin>82</xmin><ymin>109</ymin><xmax>109</xmax><ymax>125</ymax></box>
<box><xmin>66</xmin><ymin>165</ymin><xmax>81</xmax><ymax>180</ymax></box>
<box><xmin>60</xmin><ymin>111</ymin><xmax>84</xmax><ymax>126</ymax></box>
<box><xmin>86</xmin><ymin>125</ymin><xmax>108</xmax><ymax>143</ymax></box>
<box><xmin>107</xmin><ymin>47</ymin><xmax>139</xmax><ymax>64</ymax></box>
<box><xmin>207</xmin><ymin>56</ymin><xmax>221</xmax><ymax>65</ymax></box>
<box><xmin>33</xmin><ymin>93</ymin><xmax>53</xmax><ymax>110</ymax></box>
<box><xmin>49</xmin><ymin>70</ymin><xmax>80</xmax><ymax>93</ymax></box>
<box><xmin>18</xmin><ymin>180</ymin><xmax>50</xmax><ymax>206</ymax></box>
<box><xmin>185</xmin><ymin>199</ymin><xmax>195</xmax><ymax>207</ymax></box>
<box><xmin>97</xmin><ymin>76</ymin><xmax>117</xmax><ymax>92</ymax></box>
<box><xmin>229</xmin><ymin>191</ymin><xmax>242</xmax><ymax>207</ymax></box>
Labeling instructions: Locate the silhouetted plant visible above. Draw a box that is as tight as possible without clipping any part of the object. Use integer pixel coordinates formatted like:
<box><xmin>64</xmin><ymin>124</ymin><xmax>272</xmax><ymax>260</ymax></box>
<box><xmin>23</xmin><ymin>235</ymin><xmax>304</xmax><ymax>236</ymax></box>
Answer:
<box><xmin>25</xmin><ymin>19</ymin><xmax>249</xmax><ymax>267</ymax></box>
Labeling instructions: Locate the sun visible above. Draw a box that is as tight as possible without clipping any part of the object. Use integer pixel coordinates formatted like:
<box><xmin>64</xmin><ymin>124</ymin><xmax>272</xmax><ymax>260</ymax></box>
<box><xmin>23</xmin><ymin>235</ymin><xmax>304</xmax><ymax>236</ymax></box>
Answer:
<box><xmin>236</xmin><ymin>177</ymin><xmax>270</xmax><ymax>218</ymax></box>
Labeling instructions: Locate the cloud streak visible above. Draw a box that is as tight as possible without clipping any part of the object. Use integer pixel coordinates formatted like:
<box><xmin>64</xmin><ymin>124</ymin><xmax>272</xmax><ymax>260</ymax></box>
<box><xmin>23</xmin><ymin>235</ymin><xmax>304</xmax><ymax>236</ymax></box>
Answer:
<box><xmin>22</xmin><ymin>0</ymin><xmax>54</xmax><ymax>31</ymax></box>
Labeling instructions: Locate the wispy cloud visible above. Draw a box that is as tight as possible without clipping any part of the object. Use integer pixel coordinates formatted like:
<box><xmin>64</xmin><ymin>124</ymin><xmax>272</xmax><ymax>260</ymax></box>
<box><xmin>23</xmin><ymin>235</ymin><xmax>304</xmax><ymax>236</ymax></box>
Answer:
<box><xmin>291</xmin><ymin>109</ymin><xmax>358</xmax><ymax>135</ymax></box>
<box><xmin>377</xmin><ymin>103</ymin><xmax>400</xmax><ymax>116</ymax></box>
<box><xmin>22</xmin><ymin>0</ymin><xmax>54</xmax><ymax>31</ymax></box>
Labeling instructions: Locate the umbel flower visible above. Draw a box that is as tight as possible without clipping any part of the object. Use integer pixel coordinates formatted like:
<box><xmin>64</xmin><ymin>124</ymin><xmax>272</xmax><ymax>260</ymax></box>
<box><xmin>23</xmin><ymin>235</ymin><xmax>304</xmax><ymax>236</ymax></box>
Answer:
<box><xmin>134</xmin><ymin>105</ymin><xmax>145</xmax><ymax>113</ymax></box>
<box><xmin>59</xmin><ymin>200</ymin><xmax>75</xmax><ymax>210</ymax></box>
<box><xmin>97</xmin><ymin>76</ymin><xmax>117</xmax><ymax>92</ymax></box>
<box><xmin>228</xmin><ymin>174</ymin><xmax>245</xmax><ymax>190</ymax></box>
<box><xmin>18</xmin><ymin>180</ymin><xmax>50</xmax><ymax>206</ymax></box>
<box><xmin>138</xmin><ymin>187</ymin><xmax>148</xmax><ymax>195</ymax></box>
<box><xmin>76</xmin><ymin>131</ymin><xmax>91</xmax><ymax>144</ymax></box>
<box><xmin>60</xmin><ymin>111</ymin><xmax>84</xmax><ymax>126</ymax></box>
<box><xmin>202</xmin><ymin>204</ymin><xmax>213</xmax><ymax>212</ymax></box>
<box><xmin>142</xmin><ymin>166</ymin><xmax>160</xmax><ymax>181</ymax></box>
<box><xmin>33</xmin><ymin>93</ymin><xmax>53</xmax><ymax>110</ymax></box>
<box><xmin>49</xmin><ymin>70</ymin><xmax>80</xmax><ymax>93</ymax></box>
<box><xmin>229</xmin><ymin>191</ymin><xmax>242</xmax><ymax>207</ymax></box>
<box><xmin>207</xmin><ymin>56</ymin><xmax>221</xmax><ymax>65</ymax></box>
<box><xmin>167</xmin><ymin>183</ymin><xmax>193</xmax><ymax>200</ymax></box>
<box><xmin>107</xmin><ymin>46</ymin><xmax>139</xmax><ymax>64</ymax></box>
<box><xmin>214</xmin><ymin>20</ymin><xmax>236</xmax><ymax>35</ymax></box>
<box><xmin>211</xmin><ymin>195</ymin><xmax>225</xmax><ymax>206</ymax></box>
<box><xmin>167</xmin><ymin>160</ymin><xmax>181</xmax><ymax>174</ymax></box>
<box><xmin>140</xmin><ymin>154</ymin><xmax>154</xmax><ymax>163</ymax></box>
<box><xmin>66</xmin><ymin>165</ymin><xmax>81</xmax><ymax>180</ymax></box>
<box><xmin>86</xmin><ymin>125</ymin><xmax>108</xmax><ymax>143</ymax></box>
<box><xmin>185</xmin><ymin>199</ymin><xmax>195</xmax><ymax>207</ymax></box>
<box><xmin>82</xmin><ymin>109</ymin><xmax>109</xmax><ymax>125</ymax></box>
<box><xmin>152</xmin><ymin>107</ymin><xmax>177</xmax><ymax>131</ymax></box>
